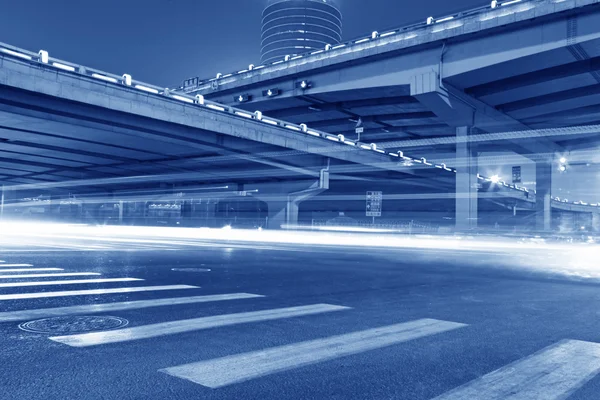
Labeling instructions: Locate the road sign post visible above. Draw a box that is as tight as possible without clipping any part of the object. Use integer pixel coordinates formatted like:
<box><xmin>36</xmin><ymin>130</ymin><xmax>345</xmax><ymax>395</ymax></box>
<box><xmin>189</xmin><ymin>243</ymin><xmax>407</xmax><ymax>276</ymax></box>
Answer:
<box><xmin>366</xmin><ymin>191</ymin><xmax>382</xmax><ymax>225</ymax></box>
<box><xmin>355</xmin><ymin>127</ymin><xmax>364</xmax><ymax>141</ymax></box>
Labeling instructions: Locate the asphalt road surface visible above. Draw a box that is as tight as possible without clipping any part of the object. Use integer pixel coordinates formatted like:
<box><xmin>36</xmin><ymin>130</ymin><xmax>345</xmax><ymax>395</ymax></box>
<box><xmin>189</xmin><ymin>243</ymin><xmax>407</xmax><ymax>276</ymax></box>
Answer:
<box><xmin>1</xmin><ymin>236</ymin><xmax>600</xmax><ymax>400</ymax></box>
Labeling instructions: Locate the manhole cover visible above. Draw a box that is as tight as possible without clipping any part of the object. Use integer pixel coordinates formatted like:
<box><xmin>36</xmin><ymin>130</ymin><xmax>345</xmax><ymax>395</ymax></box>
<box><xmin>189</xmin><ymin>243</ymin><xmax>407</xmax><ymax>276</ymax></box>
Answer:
<box><xmin>19</xmin><ymin>316</ymin><xmax>129</xmax><ymax>334</ymax></box>
<box><xmin>171</xmin><ymin>268</ymin><xmax>211</xmax><ymax>272</ymax></box>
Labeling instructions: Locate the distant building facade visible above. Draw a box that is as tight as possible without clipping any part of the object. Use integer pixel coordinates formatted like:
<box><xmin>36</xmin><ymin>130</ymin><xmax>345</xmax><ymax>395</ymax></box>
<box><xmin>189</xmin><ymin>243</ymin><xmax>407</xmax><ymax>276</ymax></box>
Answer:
<box><xmin>261</xmin><ymin>0</ymin><xmax>342</xmax><ymax>65</ymax></box>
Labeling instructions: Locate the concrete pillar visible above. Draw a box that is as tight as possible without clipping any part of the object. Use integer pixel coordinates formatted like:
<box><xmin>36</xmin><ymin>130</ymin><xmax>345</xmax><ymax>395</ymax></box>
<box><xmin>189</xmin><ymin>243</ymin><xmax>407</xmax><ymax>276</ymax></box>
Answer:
<box><xmin>455</xmin><ymin>126</ymin><xmax>478</xmax><ymax>230</ymax></box>
<box><xmin>592</xmin><ymin>213</ymin><xmax>600</xmax><ymax>233</ymax></box>
<box><xmin>259</xmin><ymin>171</ymin><xmax>329</xmax><ymax>229</ymax></box>
<box><xmin>559</xmin><ymin>212</ymin><xmax>574</xmax><ymax>233</ymax></box>
<box><xmin>536</xmin><ymin>162</ymin><xmax>552</xmax><ymax>231</ymax></box>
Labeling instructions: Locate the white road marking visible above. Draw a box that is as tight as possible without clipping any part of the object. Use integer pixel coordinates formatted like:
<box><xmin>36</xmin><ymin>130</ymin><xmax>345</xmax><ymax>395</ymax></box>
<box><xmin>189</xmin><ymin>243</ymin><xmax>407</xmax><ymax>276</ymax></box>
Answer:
<box><xmin>0</xmin><ymin>277</ymin><xmax>142</xmax><ymax>288</ymax></box>
<box><xmin>0</xmin><ymin>264</ymin><xmax>34</xmax><ymax>267</ymax></box>
<box><xmin>0</xmin><ymin>268</ymin><xmax>64</xmax><ymax>272</ymax></box>
<box><xmin>0</xmin><ymin>293</ymin><xmax>264</xmax><ymax>322</ymax></box>
<box><xmin>50</xmin><ymin>304</ymin><xmax>350</xmax><ymax>347</ymax></box>
<box><xmin>159</xmin><ymin>318</ymin><xmax>467</xmax><ymax>388</ymax></box>
<box><xmin>0</xmin><ymin>285</ymin><xmax>198</xmax><ymax>301</ymax></box>
<box><xmin>0</xmin><ymin>272</ymin><xmax>101</xmax><ymax>279</ymax></box>
<box><xmin>433</xmin><ymin>339</ymin><xmax>600</xmax><ymax>400</ymax></box>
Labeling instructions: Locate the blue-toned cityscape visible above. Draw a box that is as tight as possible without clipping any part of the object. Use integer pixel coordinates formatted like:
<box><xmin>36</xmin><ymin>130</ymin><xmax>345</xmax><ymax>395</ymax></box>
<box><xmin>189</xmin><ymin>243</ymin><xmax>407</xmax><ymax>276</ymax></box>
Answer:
<box><xmin>1</xmin><ymin>0</ymin><xmax>600</xmax><ymax>399</ymax></box>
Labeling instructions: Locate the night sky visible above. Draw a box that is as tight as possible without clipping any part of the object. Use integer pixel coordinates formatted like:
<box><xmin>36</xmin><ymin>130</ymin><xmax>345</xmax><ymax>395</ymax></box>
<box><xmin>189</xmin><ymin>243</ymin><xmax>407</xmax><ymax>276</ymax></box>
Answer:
<box><xmin>0</xmin><ymin>0</ymin><xmax>484</xmax><ymax>87</ymax></box>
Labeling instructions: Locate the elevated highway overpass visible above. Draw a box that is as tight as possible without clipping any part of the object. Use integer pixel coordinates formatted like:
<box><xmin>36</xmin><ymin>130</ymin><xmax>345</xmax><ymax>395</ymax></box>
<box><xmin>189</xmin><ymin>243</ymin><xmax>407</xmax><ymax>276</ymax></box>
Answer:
<box><xmin>179</xmin><ymin>0</ymin><xmax>600</xmax><ymax>230</ymax></box>
<box><xmin>0</xmin><ymin>29</ymin><xmax>597</xmax><ymax>230</ymax></box>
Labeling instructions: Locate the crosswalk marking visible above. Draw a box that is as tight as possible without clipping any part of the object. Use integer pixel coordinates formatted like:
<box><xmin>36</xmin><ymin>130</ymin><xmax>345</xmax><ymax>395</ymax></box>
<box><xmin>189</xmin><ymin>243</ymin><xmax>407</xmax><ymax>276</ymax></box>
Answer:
<box><xmin>50</xmin><ymin>304</ymin><xmax>350</xmax><ymax>347</ymax></box>
<box><xmin>0</xmin><ymin>272</ymin><xmax>101</xmax><ymax>279</ymax></box>
<box><xmin>0</xmin><ymin>264</ymin><xmax>34</xmax><ymax>267</ymax></box>
<box><xmin>159</xmin><ymin>318</ymin><xmax>467</xmax><ymax>388</ymax></box>
<box><xmin>0</xmin><ymin>268</ymin><xmax>64</xmax><ymax>272</ymax></box>
<box><xmin>0</xmin><ymin>277</ymin><xmax>142</xmax><ymax>288</ymax></box>
<box><xmin>0</xmin><ymin>293</ymin><xmax>264</xmax><ymax>322</ymax></box>
<box><xmin>432</xmin><ymin>339</ymin><xmax>600</xmax><ymax>400</ymax></box>
<box><xmin>0</xmin><ymin>284</ymin><xmax>198</xmax><ymax>300</ymax></box>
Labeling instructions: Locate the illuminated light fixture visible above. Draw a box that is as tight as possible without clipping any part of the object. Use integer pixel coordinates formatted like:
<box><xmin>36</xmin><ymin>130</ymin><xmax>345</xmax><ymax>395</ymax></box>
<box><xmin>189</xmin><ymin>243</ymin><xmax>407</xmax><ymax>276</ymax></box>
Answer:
<box><xmin>206</xmin><ymin>104</ymin><xmax>226</xmax><ymax>112</ymax></box>
<box><xmin>172</xmin><ymin>95</ymin><xmax>194</xmax><ymax>104</ymax></box>
<box><xmin>380</xmin><ymin>31</ymin><xmax>396</xmax><ymax>38</ymax></box>
<box><xmin>374</xmin><ymin>148</ymin><xmax>386</xmax><ymax>154</ymax></box>
<box><xmin>237</xmin><ymin>69</ymin><xmax>248</xmax><ymax>74</ymax></box>
<box><xmin>426</xmin><ymin>17</ymin><xmax>434</xmax><ymax>25</ymax></box>
<box><xmin>286</xmin><ymin>124</ymin><xmax>301</xmax><ymax>132</ymax></box>
<box><xmin>337</xmin><ymin>134</ymin><xmax>345</xmax><ymax>142</ymax></box>
<box><xmin>311</xmin><ymin>50</ymin><xmax>324</xmax><ymax>55</ymax></box>
<box><xmin>477</xmin><ymin>174</ymin><xmax>484</xmax><ymax>180</ymax></box>
<box><xmin>491</xmin><ymin>0</ymin><xmax>499</xmax><ymax>7</ymax></box>
<box><xmin>284</xmin><ymin>55</ymin><xmax>291</xmax><ymax>61</ymax></box>
<box><xmin>135</xmin><ymin>84</ymin><xmax>159</xmax><ymax>94</ymax></box>
<box><xmin>235</xmin><ymin>111</ymin><xmax>254</xmax><ymax>119</ymax></box>
<box><xmin>326</xmin><ymin>135</ymin><xmax>340</xmax><ymax>142</ymax></box>
<box><xmin>296</xmin><ymin>80</ymin><xmax>311</xmax><ymax>90</ymax></box>
<box><xmin>299</xmin><ymin>123</ymin><xmax>308</xmax><ymax>133</ymax></box>
<box><xmin>195</xmin><ymin>94</ymin><xmax>205</xmax><ymax>105</ymax></box>
<box><xmin>332</xmin><ymin>44</ymin><xmax>346</xmax><ymax>49</ymax></box>
<box><xmin>501</xmin><ymin>0</ymin><xmax>522</xmax><ymax>5</ymax></box>
<box><xmin>52</xmin><ymin>62</ymin><xmax>76</xmax><ymax>72</ymax></box>
<box><xmin>559</xmin><ymin>157</ymin><xmax>567</xmax><ymax>164</ymax></box>
<box><xmin>435</xmin><ymin>164</ymin><xmax>444</xmax><ymax>169</ymax></box>
<box><xmin>371</xmin><ymin>31</ymin><xmax>379</xmax><ymax>39</ymax></box>
<box><xmin>490</xmin><ymin>175</ymin><xmax>501</xmax><ymax>183</ymax></box>
<box><xmin>355</xmin><ymin>38</ymin><xmax>370</xmax><ymax>44</ymax></box>
<box><xmin>263</xmin><ymin>88</ymin><xmax>280</xmax><ymax>97</ymax></box>
<box><xmin>360</xmin><ymin>144</ymin><xmax>371</xmax><ymax>150</ymax></box>
<box><xmin>398</xmin><ymin>151</ymin><xmax>404</xmax><ymax>158</ymax></box>
<box><xmin>436</xmin><ymin>16</ymin><xmax>455</xmax><ymax>23</ymax></box>
<box><xmin>370</xmin><ymin>143</ymin><xmax>378</xmax><ymax>150</ymax></box>
<box><xmin>216</xmin><ymin>73</ymin><xmax>223</xmax><ymax>79</ymax></box>
<box><xmin>291</xmin><ymin>55</ymin><xmax>302</xmax><ymax>60</ymax></box>
<box><xmin>559</xmin><ymin>164</ymin><xmax>567</xmax><ymax>172</ymax></box>
<box><xmin>0</xmin><ymin>48</ymin><xmax>32</xmax><ymax>60</ymax></box>
<box><xmin>262</xmin><ymin>118</ymin><xmax>278</xmax><ymax>126</ymax></box>
<box><xmin>248</xmin><ymin>64</ymin><xmax>255</xmax><ymax>71</ymax></box>
<box><xmin>122</xmin><ymin>74</ymin><xmax>132</xmax><ymax>86</ymax></box>
<box><xmin>308</xmin><ymin>106</ymin><xmax>321</xmax><ymax>112</ymax></box>
<box><xmin>421</xmin><ymin>157</ymin><xmax>432</xmax><ymax>165</ymax></box>
<box><xmin>325</xmin><ymin>44</ymin><xmax>332</xmax><ymax>51</ymax></box>
<box><xmin>254</xmin><ymin>110</ymin><xmax>263</xmax><ymax>120</ymax></box>
<box><xmin>306</xmin><ymin>130</ymin><xmax>321</xmax><ymax>137</ymax></box>
<box><xmin>38</xmin><ymin>50</ymin><xmax>49</xmax><ymax>64</ymax></box>
<box><xmin>222</xmin><ymin>73</ymin><xmax>232</xmax><ymax>78</ymax></box>
<box><xmin>92</xmin><ymin>73</ymin><xmax>118</xmax><ymax>83</ymax></box>
<box><xmin>272</xmin><ymin>60</ymin><xmax>284</xmax><ymax>65</ymax></box>
<box><xmin>389</xmin><ymin>152</ymin><xmax>399</xmax><ymax>157</ymax></box>
<box><xmin>235</xmin><ymin>94</ymin><xmax>251</xmax><ymax>103</ymax></box>
<box><xmin>254</xmin><ymin>65</ymin><xmax>265</xmax><ymax>70</ymax></box>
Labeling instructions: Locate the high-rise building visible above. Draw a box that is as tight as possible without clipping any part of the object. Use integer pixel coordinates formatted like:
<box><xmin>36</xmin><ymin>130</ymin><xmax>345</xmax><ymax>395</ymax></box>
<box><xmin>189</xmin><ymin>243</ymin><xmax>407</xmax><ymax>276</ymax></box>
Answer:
<box><xmin>261</xmin><ymin>0</ymin><xmax>342</xmax><ymax>65</ymax></box>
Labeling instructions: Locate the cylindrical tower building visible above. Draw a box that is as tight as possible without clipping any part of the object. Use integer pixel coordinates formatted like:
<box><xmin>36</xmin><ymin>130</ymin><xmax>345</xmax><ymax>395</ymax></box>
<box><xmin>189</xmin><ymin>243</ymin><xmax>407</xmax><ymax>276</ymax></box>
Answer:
<box><xmin>261</xmin><ymin>0</ymin><xmax>342</xmax><ymax>65</ymax></box>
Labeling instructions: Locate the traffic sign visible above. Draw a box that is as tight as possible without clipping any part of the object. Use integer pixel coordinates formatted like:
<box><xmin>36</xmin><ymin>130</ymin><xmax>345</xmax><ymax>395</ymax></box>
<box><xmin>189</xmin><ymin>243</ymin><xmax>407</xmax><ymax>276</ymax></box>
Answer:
<box><xmin>366</xmin><ymin>191</ymin><xmax>382</xmax><ymax>217</ymax></box>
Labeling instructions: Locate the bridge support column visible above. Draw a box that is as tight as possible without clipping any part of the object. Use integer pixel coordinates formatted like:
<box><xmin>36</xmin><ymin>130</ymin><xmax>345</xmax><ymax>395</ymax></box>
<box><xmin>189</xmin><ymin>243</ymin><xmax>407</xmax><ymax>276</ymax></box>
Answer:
<box><xmin>592</xmin><ymin>213</ymin><xmax>600</xmax><ymax>233</ymax></box>
<box><xmin>455</xmin><ymin>126</ymin><xmax>478</xmax><ymax>231</ymax></box>
<box><xmin>536</xmin><ymin>162</ymin><xmax>553</xmax><ymax>232</ymax></box>
<box><xmin>257</xmin><ymin>170</ymin><xmax>329</xmax><ymax>230</ymax></box>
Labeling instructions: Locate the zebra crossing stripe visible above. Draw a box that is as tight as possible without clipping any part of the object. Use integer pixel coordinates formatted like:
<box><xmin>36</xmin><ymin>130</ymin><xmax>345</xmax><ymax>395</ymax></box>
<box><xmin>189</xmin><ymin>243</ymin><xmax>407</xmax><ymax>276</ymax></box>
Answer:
<box><xmin>0</xmin><ymin>264</ymin><xmax>34</xmax><ymax>267</ymax></box>
<box><xmin>432</xmin><ymin>339</ymin><xmax>600</xmax><ymax>400</ymax></box>
<box><xmin>0</xmin><ymin>272</ymin><xmax>101</xmax><ymax>279</ymax></box>
<box><xmin>0</xmin><ymin>285</ymin><xmax>198</xmax><ymax>300</ymax></box>
<box><xmin>159</xmin><ymin>318</ymin><xmax>467</xmax><ymax>388</ymax></box>
<box><xmin>0</xmin><ymin>268</ymin><xmax>63</xmax><ymax>272</ymax></box>
<box><xmin>0</xmin><ymin>293</ymin><xmax>264</xmax><ymax>322</ymax></box>
<box><xmin>0</xmin><ymin>277</ymin><xmax>142</xmax><ymax>288</ymax></box>
<box><xmin>50</xmin><ymin>304</ymin><xmax>350</xmax><ymax>347</ymax></box>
